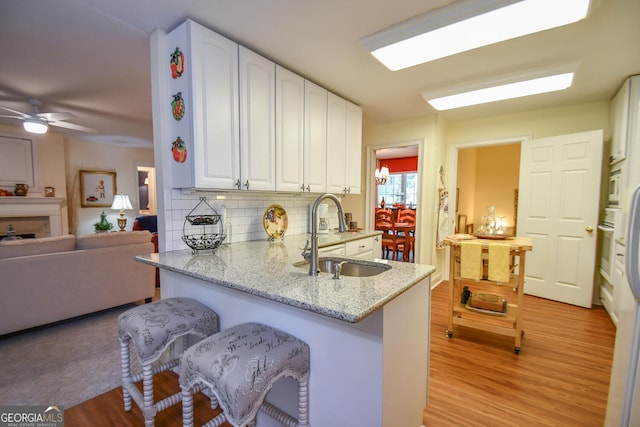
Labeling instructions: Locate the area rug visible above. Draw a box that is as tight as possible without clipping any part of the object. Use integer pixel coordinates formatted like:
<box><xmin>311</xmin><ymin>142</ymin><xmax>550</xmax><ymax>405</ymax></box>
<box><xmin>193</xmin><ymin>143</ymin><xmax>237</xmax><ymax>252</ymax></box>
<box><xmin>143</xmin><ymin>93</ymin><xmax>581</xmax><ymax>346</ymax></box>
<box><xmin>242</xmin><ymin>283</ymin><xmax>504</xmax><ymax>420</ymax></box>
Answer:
<box><xmin>0</xmin><ymin>303</ymin><xmax>142</xmax><ymax>408</ymax></box>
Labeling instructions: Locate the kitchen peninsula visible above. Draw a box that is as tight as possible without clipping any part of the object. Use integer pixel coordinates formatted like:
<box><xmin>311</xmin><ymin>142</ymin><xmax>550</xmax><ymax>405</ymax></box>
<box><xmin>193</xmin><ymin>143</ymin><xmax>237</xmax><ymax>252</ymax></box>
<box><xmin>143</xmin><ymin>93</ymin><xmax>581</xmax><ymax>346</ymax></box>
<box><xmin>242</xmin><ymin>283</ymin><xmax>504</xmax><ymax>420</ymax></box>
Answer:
<box><xmin>137</xmin><ymin>231</ymin><xmax>434</xmax><ymax>426</ymax></box>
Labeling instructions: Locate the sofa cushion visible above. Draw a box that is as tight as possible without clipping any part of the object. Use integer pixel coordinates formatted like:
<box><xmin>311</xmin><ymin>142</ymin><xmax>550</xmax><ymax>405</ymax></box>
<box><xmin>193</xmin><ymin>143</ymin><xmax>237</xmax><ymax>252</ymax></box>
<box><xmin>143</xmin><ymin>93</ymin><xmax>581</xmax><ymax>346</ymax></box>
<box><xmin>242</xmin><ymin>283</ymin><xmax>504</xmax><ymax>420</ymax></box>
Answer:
<box><xmin>75</xmin><ymin>230</ymin><xmax>152</xmax><ymax>250</ymax></box>
<box><xmin>0</xmin><ymin>234</ymin><xmax>77</xmax><ymax>259</ymax></box>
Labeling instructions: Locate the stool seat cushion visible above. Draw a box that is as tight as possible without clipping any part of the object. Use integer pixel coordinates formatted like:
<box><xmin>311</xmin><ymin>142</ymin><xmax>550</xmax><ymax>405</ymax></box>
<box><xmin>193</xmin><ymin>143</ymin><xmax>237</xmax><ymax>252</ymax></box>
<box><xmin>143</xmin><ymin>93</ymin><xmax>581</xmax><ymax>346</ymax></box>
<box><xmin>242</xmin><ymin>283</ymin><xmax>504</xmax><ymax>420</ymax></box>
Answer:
<box><xmin>180</xmin><ymin>322</ymin><xmax>310</xmax><ymax>426</ymax></box>
<box><xmin>119</xmin><ymin>297</ymin><xmax>218</xmax><ymax>364</ymax></box>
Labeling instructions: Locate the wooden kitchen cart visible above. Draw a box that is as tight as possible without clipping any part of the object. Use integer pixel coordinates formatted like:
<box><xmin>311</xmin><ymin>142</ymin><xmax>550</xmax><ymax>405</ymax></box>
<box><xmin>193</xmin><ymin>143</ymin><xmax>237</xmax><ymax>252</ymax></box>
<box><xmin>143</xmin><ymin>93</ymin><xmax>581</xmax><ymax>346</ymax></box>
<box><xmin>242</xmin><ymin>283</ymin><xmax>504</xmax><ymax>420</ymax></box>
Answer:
<box><xmin>444</xmin><ymin>237</ymin><xmax>533</xmax><ymax>354</ymax></box>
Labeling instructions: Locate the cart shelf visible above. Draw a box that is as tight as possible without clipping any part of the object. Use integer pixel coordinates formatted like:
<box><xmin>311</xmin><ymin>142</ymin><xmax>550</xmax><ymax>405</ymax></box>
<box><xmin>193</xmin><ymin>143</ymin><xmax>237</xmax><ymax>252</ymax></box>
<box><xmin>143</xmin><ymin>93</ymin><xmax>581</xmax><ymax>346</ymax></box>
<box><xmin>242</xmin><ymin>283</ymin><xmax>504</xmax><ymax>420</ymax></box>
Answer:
<box><xmin>445</xmin><ymin>237</ymin><xmax>533</xmax><ymax>354</ymax></box>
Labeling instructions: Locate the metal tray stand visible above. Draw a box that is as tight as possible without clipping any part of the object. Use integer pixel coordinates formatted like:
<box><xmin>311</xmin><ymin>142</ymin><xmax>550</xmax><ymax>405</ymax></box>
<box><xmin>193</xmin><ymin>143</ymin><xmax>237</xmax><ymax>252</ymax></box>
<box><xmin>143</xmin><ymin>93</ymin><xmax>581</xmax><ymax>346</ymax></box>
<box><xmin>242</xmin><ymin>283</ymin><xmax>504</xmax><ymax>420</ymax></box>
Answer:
<box><xmin>182</xmin><ymin>197</ymin><xmax>226</xmax><ymax>254</ymax></box>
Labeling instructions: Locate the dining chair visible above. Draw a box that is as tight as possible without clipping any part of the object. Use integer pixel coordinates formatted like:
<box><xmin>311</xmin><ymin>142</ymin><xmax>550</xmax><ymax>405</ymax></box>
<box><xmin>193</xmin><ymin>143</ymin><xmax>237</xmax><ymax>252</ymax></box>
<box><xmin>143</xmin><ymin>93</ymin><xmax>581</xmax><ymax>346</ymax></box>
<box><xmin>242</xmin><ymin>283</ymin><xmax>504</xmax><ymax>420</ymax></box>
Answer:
<box><xmin>375</xmin><ymin>209</ymin><xmax>407</xmax><ymax>261</ymax></box>
<box><xmin>396</xmin><ymin>209</ymin><xmax>416</xmax><ymax>261</ymax></box>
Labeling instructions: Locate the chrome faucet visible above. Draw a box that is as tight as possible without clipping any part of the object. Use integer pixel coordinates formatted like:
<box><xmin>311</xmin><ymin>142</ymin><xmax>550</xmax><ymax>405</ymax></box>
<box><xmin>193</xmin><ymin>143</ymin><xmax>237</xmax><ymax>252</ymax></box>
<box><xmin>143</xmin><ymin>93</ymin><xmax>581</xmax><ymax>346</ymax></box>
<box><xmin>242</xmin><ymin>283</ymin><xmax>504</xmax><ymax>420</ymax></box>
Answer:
<box><xmin>303</xmin><ymin>193</ymin><xmax>347</xmax><ymax>276</ymax></box>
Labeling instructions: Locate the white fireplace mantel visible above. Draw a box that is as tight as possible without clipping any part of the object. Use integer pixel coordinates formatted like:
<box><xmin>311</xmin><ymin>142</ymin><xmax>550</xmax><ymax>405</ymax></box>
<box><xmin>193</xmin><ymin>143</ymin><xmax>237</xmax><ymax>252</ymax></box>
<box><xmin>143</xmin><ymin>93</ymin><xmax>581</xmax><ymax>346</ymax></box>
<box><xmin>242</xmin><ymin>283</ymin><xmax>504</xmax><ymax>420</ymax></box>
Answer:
<box><xmin>0</xmin><ymin>197</ymin><xmax>66</xmax><ymax>236</ymax></box>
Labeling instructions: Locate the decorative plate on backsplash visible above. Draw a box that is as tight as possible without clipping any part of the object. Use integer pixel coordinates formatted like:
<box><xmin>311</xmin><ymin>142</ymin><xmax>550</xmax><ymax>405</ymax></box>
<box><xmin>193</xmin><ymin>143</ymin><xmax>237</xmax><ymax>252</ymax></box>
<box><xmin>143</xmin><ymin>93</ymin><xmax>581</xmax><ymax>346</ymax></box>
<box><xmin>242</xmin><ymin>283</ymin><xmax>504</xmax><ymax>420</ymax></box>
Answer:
<box><xmin>263</xmin><ymin>204</ymin><xmax>288</xmax><ymax>240</ymax></box>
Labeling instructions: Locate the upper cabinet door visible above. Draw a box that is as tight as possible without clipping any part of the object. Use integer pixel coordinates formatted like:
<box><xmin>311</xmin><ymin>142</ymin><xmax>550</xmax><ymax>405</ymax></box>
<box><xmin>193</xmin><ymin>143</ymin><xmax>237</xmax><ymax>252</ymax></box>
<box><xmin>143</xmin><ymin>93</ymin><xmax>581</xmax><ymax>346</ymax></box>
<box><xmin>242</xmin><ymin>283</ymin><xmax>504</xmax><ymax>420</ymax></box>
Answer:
<box><xmin>326</xmin><ymin>92</ymin><xmax>347</xmax><ymax>194</ymax></box>
<box><xmin>610</xmin><ymin>77</ymin><xmax>630</xmax><ymax>165</ymax></box>
<box><xmin>275</xmin><ymin>65</ymin><xmax>305</xmax><ymax>192</ymax></box>
<box><xmin>239</xmin><ymin>47</ymin><xmax>276</xmax><ymax>191</ymax></box>
<box><xmin>345</xmin><ymin>101</ymin><xmax>362</xmax><ymax>195</ymax></box>
<box><xmin>190</xmin><ymin>21</ymin><xmax>240</xmax><ymax>189</ymax></box>
<box><xmin>304</xmin><ymin>81</ymin><xmax>328</xmax><ymax>193</ymax></box>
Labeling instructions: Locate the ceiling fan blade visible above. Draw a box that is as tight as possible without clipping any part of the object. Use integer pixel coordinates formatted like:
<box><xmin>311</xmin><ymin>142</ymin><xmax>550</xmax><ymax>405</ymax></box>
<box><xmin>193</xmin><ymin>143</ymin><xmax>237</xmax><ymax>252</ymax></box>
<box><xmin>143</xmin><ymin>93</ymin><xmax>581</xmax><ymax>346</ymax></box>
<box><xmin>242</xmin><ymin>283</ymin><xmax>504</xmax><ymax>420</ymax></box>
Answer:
<box><xmin>0</xmin><ymin>104</ymin><xmax>29</xmax><ymax>118</ymax></box>
<box><xmin>38</xmin><ymin>112</ymin><xmax>76</xmax><ymax>121</ymax></box>
<box><xmin>0</xmin><ymin>114</ymin><xmax>23</xmax><ymax>120</ymax></box>
<box><xmin>49</xmin><ymin>120</ymin><xmax>98</xmax><ymax>133</ymax></box>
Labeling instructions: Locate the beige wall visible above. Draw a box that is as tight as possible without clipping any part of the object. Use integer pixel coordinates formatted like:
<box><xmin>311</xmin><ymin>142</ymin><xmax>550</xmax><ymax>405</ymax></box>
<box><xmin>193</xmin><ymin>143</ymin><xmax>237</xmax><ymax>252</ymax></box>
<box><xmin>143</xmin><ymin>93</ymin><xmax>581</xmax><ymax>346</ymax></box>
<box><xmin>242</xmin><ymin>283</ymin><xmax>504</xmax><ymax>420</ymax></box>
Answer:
<box><xmin>0</xmin><ymin>124</ymin><xmax>70</xmax><ymax>235</ymax></box>
<box><xmin>456</xmin><ymin>148</ymin><xmax>477</xmax><ymax>229</ymax></box>
<box><xmin>448</xmin><ymin>101</ymin><xmax>610</xmax><ymax>143</ymax></box>
<box><xmin>363</xmin><ymin>114</ymin><xmax>447</xmax><ymax>282</ymax></box>
<box><xmin>447</xmin><ymin>100</ymin><xmax>611</xmax><ymax>231</ymax></box>
<box><xmin>65</xmin><ymin>137</ymin><xmax>154</xmax><ymax>235</ymax></box>
<box><xmin>0</xmin><ymin>123</ymin><xmax>154</xmax><ymax>236</ymax></box>
<box><xmin>356</xmin><ymin>100</ymin><xmax>611</xmax><ymax>285</ymax></box>
<box><xmin>0</xmin><ymin>124</ymin><xmax>67</xmax><ymax>199</ymax></box>
<box><xmin>458</xmin><ymin>144</ymin><xmax>520</xmax><ymax>232</ymax></box>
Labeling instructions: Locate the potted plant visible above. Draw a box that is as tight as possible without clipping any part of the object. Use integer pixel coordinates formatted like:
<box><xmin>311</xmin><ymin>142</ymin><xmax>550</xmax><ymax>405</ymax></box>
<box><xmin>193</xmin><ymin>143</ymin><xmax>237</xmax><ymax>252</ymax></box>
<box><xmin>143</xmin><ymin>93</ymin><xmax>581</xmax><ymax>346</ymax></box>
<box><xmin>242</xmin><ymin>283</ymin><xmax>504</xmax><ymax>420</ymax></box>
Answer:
<box><xmin>93</xmin><ymin>211</ymin><xmax>113</xmax><ymax>233</ymax></box>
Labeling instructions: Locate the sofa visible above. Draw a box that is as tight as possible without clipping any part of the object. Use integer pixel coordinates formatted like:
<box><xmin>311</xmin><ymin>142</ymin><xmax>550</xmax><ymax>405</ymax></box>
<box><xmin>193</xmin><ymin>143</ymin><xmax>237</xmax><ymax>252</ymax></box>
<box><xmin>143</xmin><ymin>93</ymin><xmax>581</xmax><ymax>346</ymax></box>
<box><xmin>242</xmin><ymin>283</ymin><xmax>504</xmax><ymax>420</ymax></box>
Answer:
<box><xmin>0</xmin><ymin>231</ymin><xmax>156</xmax><ymax>336</ymax></box>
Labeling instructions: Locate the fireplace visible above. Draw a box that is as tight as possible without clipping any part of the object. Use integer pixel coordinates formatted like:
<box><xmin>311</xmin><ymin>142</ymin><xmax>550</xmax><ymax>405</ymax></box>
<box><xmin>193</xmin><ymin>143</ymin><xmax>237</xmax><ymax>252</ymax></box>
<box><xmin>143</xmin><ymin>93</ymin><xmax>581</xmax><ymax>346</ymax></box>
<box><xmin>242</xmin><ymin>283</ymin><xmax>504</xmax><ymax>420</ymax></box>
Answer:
<box><xmin>0</xmin><ymin>197</ymin><xmax>65</xmax><ymax>238</ymax></box>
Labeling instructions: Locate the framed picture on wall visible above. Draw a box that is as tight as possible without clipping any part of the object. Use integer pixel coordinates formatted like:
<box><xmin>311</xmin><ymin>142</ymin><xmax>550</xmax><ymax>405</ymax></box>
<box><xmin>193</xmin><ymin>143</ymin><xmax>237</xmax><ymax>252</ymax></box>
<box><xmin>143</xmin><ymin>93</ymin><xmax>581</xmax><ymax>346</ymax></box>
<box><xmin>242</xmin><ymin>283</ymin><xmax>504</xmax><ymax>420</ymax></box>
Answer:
<box><xmin>80</xmin><ymin>170</ymin><xmax>117</xmax><ymax>208</ymax></box>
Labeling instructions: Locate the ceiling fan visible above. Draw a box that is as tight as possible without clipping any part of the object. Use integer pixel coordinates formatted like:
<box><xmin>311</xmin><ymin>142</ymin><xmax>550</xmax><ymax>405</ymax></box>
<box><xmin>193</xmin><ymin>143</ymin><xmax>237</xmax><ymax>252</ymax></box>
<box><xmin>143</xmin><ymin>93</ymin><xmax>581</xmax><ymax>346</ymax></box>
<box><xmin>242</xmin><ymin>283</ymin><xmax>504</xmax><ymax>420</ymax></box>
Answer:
<box><xmin>0</xmin><ymin>98</ymin><xmax>97</xmax><ymax>134</ymax></box>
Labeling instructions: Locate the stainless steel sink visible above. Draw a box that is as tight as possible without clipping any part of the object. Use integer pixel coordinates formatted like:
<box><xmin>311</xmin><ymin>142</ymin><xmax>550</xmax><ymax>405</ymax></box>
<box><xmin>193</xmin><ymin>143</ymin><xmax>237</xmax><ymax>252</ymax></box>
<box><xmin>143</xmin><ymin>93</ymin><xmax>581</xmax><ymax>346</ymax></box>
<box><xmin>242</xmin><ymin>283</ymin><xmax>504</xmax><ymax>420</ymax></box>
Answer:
<box><xmin>295</xmin><ymin>257</ymin><xmax>391</xmax><ymax>277</ymax></box>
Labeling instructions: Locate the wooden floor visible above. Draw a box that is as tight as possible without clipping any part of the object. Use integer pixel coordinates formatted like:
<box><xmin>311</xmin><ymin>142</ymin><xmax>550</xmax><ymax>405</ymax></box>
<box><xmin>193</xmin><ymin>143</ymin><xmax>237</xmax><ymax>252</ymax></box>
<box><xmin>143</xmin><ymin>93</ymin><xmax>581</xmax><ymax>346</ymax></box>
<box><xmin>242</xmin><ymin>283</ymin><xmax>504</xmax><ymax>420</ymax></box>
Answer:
<box><xmin>65</xmin><ymin>282</ymin><xmax>616</xmax><ymax>426</ymax></box>
<box><xmin>424</xmin><ymin>281</ymin><xmax>616</xmax><ymax>427</ymax></box>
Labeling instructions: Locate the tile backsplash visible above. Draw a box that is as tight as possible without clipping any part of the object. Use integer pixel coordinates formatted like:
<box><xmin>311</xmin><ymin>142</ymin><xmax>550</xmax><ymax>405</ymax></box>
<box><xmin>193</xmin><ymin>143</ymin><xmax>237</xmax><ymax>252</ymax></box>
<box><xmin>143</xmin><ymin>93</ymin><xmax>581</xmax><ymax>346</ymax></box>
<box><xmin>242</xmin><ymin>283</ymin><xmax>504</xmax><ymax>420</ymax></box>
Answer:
<box><xmin>164</xmin><ymin>189</ymin><xmax>341</xmax><ymax>251</ymax></box>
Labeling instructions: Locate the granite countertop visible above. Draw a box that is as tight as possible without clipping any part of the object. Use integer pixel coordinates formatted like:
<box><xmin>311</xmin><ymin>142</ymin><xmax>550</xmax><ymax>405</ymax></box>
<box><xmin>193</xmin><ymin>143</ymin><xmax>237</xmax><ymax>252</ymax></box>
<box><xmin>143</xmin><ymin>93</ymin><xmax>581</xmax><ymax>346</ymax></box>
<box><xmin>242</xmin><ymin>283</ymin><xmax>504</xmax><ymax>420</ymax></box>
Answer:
<box><xmin>136</xmin><ymin>231</ymin><xmax>435</xmax><ymax>323</ymax></box>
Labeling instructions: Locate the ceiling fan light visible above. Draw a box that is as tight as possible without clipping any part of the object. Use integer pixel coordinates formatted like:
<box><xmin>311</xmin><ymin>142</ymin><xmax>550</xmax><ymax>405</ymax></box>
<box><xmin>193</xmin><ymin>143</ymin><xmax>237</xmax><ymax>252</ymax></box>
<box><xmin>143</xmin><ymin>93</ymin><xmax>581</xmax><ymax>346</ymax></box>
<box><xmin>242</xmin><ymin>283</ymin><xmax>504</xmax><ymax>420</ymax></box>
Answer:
<box><xmin>23</xmin><ymin>118</ymin><xmax>48</xmax><ymax>134</ymax></box>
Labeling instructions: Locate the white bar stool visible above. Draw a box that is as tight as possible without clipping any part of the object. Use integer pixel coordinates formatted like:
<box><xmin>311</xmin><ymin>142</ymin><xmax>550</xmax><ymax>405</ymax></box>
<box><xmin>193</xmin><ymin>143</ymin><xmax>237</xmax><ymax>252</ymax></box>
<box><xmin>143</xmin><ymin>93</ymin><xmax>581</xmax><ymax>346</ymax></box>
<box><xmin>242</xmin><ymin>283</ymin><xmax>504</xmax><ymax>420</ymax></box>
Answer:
<box><xmin>180</xmin><ymin>322</ymin><xmax>310</xmax><ymax>427</ymax></box>
<box><xmin>118</xmin><ymin>297</ymin><xmax>219</xmax><ymax>427</ymax></box>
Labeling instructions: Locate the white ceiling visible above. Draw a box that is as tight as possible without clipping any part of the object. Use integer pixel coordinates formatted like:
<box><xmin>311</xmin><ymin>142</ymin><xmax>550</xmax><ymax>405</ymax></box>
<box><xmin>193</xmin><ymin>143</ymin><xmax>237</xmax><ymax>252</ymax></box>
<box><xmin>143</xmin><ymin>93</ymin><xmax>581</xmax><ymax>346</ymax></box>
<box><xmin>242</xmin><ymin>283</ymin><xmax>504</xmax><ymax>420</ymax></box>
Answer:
<box><xmin>1</xmin><ymin>0</ymin><xmax>639</xmax><ymax>149</ymax></box>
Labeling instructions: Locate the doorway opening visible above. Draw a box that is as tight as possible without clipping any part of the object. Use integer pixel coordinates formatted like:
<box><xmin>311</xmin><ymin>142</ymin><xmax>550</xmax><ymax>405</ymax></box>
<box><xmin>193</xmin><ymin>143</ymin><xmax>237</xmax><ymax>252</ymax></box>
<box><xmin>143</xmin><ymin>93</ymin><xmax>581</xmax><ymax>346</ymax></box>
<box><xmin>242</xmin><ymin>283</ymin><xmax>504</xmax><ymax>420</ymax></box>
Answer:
<box><xmin>136</xmin><ymin>165</ymin><xmax>157</xmax><ymax>215</ymax></box>
<box><xmin>455</xmin><ymin>143</ymin><xmax>521</xmax><ymax>236</ymax></box>
<box><xmin>370</xmin><ymin>144</ymin><xmax>420</xmax><ymax>262</ymax></box>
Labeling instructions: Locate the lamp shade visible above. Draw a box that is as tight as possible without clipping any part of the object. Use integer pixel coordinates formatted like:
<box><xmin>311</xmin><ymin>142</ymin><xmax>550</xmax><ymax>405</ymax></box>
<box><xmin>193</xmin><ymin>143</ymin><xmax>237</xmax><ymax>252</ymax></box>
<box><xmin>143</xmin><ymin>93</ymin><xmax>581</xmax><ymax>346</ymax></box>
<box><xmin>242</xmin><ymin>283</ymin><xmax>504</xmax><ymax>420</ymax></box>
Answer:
<box><xmin>111</xmin><ymin>193</ymin><xmax>133</xmax><ymax>211</ymax></box>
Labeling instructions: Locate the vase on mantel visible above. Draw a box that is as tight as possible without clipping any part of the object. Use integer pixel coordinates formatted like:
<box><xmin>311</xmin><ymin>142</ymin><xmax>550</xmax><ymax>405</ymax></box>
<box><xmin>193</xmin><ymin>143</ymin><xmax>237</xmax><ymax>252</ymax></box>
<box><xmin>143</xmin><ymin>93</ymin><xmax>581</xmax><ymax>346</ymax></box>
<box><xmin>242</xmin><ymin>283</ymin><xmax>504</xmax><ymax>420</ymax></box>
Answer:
<box><xmin>14</xmin><ymin>184</ymin><xmax>28</xmax><ymax>196</ymax></box>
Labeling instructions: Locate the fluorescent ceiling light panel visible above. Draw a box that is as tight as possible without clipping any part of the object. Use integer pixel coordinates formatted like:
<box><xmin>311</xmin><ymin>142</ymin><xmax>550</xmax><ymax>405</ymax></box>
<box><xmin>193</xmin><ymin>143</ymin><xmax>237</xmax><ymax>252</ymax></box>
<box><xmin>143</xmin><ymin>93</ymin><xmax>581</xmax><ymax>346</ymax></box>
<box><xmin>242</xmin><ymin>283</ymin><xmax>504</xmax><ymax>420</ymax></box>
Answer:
<box><xmin>424</xmin><ymin>72</ymin><xmax>574</xmax><ymax>110</ymax></box>
<box><xmin>362</xmin><ymin>0</ymin><xmax>590</xmax><ymax>71</ymax></box>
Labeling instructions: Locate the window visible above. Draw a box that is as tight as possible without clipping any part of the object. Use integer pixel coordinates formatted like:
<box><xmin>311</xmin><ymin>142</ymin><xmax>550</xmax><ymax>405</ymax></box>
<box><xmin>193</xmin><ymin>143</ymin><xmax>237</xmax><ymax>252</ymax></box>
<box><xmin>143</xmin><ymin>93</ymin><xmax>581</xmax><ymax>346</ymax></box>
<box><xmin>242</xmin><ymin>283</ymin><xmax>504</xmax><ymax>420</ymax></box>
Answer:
<box><xmin>377</xmin><ymin>172</ymin><xmax>417</xmax><ymax>207</ymax></box>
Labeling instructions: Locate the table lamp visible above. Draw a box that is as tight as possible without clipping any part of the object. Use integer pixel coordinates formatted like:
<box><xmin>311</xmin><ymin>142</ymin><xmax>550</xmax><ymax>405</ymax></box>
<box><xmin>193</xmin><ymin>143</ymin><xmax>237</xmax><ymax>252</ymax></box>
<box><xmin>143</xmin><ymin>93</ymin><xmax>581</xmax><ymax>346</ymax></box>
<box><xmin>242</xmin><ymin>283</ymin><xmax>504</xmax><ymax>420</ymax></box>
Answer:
<box><xmin>111</xmin><ymin>193</ymin><xmax>133</xmax><ymax>231</ymax></box>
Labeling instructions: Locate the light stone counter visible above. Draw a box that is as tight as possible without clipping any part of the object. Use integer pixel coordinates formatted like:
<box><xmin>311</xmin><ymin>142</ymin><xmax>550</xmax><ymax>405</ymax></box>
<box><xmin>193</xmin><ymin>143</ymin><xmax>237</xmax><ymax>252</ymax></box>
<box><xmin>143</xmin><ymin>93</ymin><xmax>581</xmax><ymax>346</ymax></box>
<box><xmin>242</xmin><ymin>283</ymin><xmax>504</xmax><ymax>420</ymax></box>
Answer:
<box><xmin>136</xmin><ymin>230</ymin><xmax>434</xmax><ymax>427</ymax></box>
<box><xmin>136</xmin><ymin>230</ymin><xmax>435</xmax><ymax>323</ymax></box>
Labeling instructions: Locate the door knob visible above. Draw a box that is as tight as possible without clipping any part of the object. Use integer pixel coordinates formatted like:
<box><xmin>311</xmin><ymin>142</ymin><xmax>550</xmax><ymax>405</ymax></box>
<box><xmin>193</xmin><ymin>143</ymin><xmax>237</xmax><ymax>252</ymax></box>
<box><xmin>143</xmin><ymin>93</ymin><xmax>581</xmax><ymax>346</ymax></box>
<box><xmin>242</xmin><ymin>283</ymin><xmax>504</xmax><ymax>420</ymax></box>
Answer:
<box><xmin>586</xmin><ymin>226</ymin><xmax>593</xmax><ymax>233</ymax></box>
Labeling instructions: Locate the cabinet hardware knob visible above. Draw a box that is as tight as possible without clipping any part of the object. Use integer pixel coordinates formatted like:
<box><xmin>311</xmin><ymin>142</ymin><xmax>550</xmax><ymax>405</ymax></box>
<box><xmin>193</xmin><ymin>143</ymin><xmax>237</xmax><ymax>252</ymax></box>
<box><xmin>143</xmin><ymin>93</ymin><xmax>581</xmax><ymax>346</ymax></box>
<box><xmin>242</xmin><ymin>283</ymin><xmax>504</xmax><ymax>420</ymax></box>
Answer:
<box><xmin>235</xmin><ymin>179</ymin><xmax>241</xmax><ymax>189</ymax></box>
<box><xmin>300</xmin><ymin>184</ymin><xmax>305</xmax><ymax>191</ymax></box>
<box><xmin>586</xmin><ymin>226</ymin><xmax>594</xmax><ymax>233</ymax></box>
<box><xmin>244</xmin><ymin>180</ymin><xmax>250</xmax><ymax>190</ymax></box>
<box><xmin>306</xmin><ymin>185</ymin><xmax>310</xmax><ymax>192</ymax></box>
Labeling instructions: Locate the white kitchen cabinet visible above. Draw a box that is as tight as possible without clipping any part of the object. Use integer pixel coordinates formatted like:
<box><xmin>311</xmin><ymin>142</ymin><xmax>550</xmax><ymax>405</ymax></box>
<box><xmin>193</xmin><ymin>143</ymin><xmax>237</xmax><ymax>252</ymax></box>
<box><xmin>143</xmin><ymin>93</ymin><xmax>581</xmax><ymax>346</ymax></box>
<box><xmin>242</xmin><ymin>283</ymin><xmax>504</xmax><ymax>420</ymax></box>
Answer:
<box><xmin>239</xmin><ymin>46</ymin><xmax>276</xmax><ymax>191</ymax></box>
<box><xmin>275</xmin><ymin>66</ymin><xmax>305</xmax><ymax>192</ymax></box>
<box><xmin>318</xmin><ymin>234</ymin><xmax>382</xmax><ymax>260</ymax></box>
<box><xmin>326</xmin><ymin>93</ymin><xmax>362</xmax><ymax>195</ymax></box>
<box><xmin>326</xmin><ymin>93</ymin><xmax>346</xmax><ymax>194</ymax></box>
<box><xmin>612</xmin><ymin>241</ymin><xmax>626</xmax><ymax>326</ymax></box>
<box><xmin>345</xmin><ymin>101</ymin><xmax>363</xmax><ymax>194</ymax></box>
<box><xmin>345</xmin><ymin>235</ymin><xmax>382</xmax><ymax>259</ymax></box>
<box><xmin>318</xmin><ymin>243</ymin><xmax>346</xmax><ymax>256</ymax></box>
<box><xmin>304</xmin><ymin>81</ymin><xmax>328</xmax><ymax>193</ymax></box>
<box><xmin>610</xmin><ymin>78</ymin><xmax>631</xmax><ymax>165</ymax></box>
<box><xmin>163</xmin><ymin>19</ymin><xmax>360</xmax><ymax>194</ymax></box>
<box><xmin>166</xmin><ymin>20</ymin><xmax>240</xmax><ymax>189</ymax></box>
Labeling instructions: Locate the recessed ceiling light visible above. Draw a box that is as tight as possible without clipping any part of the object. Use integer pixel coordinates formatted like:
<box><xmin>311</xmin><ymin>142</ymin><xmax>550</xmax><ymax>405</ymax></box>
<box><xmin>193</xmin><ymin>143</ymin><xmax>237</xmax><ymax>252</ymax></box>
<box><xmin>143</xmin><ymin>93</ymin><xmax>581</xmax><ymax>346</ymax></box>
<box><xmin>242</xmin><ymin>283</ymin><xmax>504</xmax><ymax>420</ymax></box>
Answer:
<box><xmin>361</xmin><ymin>0</ymin><xmax>591</xmax><ymax>71</ymax></box>
<box><xmin>424</xmin><ymin>72</ymin><xmax>575</xmax><ymax>110</ymax></box>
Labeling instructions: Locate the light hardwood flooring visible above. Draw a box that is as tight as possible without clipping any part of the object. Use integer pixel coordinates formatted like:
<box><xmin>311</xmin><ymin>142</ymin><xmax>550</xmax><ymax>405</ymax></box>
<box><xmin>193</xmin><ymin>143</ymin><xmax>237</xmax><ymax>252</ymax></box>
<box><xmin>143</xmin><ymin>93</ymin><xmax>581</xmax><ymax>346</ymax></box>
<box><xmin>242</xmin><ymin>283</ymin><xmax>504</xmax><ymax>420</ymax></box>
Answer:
<box><xmin>65</xmin><ymin>282</ymin><xmax>616</xmax><ymax>426</ymax></box>
<box><xmin>424</xmin><ymin>281</ymin><xmax>616</xmax><ymax>426</ymax></box>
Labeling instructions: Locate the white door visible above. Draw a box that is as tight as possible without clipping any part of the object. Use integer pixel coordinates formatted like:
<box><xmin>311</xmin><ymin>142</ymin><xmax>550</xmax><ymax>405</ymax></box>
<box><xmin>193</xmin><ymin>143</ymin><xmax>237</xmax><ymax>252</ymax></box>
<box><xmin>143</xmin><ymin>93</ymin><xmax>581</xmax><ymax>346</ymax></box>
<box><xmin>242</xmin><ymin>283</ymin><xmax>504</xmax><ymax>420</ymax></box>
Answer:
<box><xmin>517</xmin><ymin>130</ymin><xmax>603</xmax><ymax>307</ymax></box>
